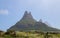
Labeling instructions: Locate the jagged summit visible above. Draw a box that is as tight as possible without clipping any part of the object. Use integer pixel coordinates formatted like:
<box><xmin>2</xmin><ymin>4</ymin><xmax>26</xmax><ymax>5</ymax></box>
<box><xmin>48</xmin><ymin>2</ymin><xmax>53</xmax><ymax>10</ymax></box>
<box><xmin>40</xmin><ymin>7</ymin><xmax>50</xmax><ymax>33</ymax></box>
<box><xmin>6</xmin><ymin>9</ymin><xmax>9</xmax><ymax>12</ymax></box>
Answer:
<box><xmin>39</xmin><ymin>19</ymin><xmax>43</xmax><ymax>23</ymax></box>
<box><xmin>22</xmin><ymin>11</ymin><xmax>34</xmax><ymax>20</ymax></box>
<box><xmin>20</xmin><ymin>11</ymin><xmax>36</xmax><ymax>24</ymax></box>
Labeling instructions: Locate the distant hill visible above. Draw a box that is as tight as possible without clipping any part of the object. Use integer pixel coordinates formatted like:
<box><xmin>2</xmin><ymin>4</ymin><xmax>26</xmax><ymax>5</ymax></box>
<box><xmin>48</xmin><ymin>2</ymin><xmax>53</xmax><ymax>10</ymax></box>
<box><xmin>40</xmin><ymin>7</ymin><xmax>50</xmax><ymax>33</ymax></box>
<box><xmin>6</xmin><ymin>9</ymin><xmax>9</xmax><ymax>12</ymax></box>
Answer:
<box><xmin>8</xmin><ymin>11</ymin><xmax>60</xmax><ymax>32</ymax></box>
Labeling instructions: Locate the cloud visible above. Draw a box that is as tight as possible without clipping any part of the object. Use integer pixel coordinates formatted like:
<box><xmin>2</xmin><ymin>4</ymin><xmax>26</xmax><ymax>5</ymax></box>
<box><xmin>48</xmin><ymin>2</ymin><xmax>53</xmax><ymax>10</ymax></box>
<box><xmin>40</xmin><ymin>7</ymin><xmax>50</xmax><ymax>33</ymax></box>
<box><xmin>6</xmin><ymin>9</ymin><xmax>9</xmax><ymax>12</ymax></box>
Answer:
<box><xmin>0</xmin><ymin>9</ymin><xmax>8</xmax><ymax>15</ymax></box>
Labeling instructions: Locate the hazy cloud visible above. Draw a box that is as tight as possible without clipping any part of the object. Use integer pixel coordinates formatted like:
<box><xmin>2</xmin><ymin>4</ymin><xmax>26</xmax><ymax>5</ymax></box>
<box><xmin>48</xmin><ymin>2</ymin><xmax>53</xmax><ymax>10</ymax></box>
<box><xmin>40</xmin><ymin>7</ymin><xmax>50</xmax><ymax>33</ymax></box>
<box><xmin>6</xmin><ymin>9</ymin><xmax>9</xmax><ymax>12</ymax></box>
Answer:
<box><xmin>0</xmin><ymin>9</ymin><xmax>8</xmax><ymax>15</ymax></box>
<box><xmin>27</xmin><ymin>0</ymin><xmax>60</xmax><ymax>13</ymax></box>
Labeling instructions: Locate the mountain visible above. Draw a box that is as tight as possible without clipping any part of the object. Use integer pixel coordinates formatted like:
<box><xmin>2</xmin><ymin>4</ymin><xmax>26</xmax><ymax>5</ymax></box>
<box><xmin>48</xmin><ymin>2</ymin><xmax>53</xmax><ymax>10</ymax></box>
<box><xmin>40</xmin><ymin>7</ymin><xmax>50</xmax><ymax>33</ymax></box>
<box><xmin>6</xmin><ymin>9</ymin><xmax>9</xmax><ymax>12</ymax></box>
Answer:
<box><xmin>8</xmin><ymin>11</ymin><xmax>60</xmax><ymax>32</ymax></box>
<box><xmin>19</xmin><ymin>11</ymin><xmax>36</xmax><ymax>25</ymax></box>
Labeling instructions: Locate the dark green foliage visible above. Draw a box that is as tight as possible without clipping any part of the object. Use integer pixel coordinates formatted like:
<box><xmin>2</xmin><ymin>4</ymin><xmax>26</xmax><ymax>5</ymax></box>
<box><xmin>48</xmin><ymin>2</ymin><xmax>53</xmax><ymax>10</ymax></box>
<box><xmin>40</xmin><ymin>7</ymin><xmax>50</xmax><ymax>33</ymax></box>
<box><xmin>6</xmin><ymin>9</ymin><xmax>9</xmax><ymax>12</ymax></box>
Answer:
<box><xmin>0</xmin><ymin>30</ymin><xmax>60</xmax><ymax>38</ymax></box>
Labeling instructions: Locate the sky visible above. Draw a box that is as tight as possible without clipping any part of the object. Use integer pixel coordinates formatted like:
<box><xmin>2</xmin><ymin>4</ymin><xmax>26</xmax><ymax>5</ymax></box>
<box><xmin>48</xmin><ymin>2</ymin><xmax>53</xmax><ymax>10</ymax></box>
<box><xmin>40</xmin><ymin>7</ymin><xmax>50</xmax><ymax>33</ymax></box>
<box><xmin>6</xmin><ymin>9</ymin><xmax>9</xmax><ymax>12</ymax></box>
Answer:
<box><xmin>0</xmin><ymin>0</ymin><xmax>60</xmax><ymax>31</ymax></box>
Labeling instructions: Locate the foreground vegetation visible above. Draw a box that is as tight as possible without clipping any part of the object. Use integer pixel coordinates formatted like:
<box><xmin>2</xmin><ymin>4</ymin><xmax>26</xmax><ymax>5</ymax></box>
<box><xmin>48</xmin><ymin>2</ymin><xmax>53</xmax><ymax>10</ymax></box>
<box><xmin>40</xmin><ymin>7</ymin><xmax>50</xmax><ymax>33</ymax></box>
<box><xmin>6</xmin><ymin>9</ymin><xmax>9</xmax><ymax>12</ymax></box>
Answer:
<box><xmin>0</xmin><ymin>30</ymin><xmax>60</xmax><ymax>38</ymax></box>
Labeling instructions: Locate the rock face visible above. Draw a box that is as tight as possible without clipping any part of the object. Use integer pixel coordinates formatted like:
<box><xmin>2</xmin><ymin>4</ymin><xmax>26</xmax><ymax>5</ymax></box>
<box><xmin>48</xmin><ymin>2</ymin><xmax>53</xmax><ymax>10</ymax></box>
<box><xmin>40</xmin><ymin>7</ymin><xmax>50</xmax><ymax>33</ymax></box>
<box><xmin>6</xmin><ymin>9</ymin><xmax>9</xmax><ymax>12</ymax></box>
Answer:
<box><xmin>20</xmin><ymin>11</ymin><xmax>36</xmax><ymax>25</ymax></box>
<box><xmin>8</xmin><ymin>11</ymin><xmax>60</xmax><ymax>32</ymax></box>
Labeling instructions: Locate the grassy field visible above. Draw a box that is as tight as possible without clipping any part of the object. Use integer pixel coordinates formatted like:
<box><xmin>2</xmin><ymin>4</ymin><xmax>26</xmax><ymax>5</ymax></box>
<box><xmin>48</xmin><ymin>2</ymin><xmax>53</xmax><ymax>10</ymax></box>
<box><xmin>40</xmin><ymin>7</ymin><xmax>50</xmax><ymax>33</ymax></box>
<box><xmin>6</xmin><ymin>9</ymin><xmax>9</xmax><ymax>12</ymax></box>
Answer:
<box><xmin>0</xmin><ymin>31</ymin><xmax>60</xmax><ymax>38</ymax></box>
<box><xmin>15</xmin><ymin>31</ymin><xmax>60</xmax><ymax>38</ymax></box>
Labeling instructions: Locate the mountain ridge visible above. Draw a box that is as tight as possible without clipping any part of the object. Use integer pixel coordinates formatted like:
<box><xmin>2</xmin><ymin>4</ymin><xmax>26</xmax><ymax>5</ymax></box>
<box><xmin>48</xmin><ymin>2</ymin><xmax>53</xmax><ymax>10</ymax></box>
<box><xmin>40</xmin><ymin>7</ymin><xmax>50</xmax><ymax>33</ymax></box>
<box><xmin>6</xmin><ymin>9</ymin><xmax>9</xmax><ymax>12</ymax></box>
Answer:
<box><xmin>8</xmin><ymin>11</ymin><xmax>60</xmax><ymax>32</ymax></box>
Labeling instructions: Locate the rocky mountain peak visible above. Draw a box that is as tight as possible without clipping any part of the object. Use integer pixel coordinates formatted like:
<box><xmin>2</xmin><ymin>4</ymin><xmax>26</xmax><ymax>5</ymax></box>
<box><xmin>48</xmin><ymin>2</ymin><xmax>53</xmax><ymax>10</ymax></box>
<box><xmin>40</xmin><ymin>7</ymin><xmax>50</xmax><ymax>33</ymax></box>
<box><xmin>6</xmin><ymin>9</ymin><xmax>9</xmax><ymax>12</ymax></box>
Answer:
<box><xmin>22</xmin><ymin>11</ymin><xmax>34</xmax><ymax>20</ymax></box>
<box><xmin>19</xmin><ymin>11</ymin><xmax>36</xmax><ymax>24</ymax></box>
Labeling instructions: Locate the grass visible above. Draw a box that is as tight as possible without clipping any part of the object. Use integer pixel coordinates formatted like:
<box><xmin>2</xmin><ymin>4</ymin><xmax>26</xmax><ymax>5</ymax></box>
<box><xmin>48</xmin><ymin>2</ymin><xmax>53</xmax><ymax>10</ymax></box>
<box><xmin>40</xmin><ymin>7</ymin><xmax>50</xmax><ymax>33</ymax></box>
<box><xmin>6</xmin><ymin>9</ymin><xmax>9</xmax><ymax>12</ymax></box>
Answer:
<box><xmin>0</xmin><ymin>31</ymin><xmax>60</xmax><ymax>38</ymax></box>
